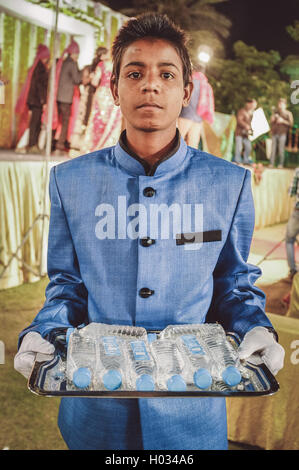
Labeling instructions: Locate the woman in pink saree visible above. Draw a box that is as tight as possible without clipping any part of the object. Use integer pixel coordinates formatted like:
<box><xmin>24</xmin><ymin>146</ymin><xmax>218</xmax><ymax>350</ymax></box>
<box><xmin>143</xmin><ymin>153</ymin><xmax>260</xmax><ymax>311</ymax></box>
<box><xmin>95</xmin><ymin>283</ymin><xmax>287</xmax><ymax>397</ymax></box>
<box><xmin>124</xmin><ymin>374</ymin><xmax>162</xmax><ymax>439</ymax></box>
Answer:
<box><xmin>82</xmin><ymin>51</ymin><xmax>122</xmax><ymax>153</ymax></box>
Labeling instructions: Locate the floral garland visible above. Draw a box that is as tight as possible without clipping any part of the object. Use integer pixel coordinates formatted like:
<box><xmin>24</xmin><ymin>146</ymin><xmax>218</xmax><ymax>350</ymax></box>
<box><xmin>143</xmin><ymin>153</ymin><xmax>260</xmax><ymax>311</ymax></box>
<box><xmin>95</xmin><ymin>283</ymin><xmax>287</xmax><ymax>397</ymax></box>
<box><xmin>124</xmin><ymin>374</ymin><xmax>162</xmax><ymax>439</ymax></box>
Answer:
<box><xmin>27</xmin><ymin>0</ymin><xmax>104</xmax><ymax>30</ymax></box>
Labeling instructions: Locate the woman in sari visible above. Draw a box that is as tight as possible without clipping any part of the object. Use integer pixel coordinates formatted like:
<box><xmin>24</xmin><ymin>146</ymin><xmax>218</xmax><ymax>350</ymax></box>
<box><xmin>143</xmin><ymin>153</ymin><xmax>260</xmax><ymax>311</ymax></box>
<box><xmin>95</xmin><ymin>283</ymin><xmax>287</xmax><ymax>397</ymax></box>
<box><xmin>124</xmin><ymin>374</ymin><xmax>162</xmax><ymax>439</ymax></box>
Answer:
<box><xmin>81</xmin><ymin>50</ymin><xmax>122</xmax><ymax>153</ymax></box>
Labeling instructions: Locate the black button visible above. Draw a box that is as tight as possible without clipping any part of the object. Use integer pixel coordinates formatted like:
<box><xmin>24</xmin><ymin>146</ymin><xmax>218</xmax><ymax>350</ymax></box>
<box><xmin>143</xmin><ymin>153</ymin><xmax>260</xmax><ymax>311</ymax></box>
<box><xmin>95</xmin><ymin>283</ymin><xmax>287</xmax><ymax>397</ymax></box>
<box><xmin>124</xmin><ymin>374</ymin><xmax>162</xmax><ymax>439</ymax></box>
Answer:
<box><xmin>143</xmin><ymin>187</ymin><xmax>155</xmax><ymax>197</ymax></box>
<box><xmin>139</xmin><ymin>288</ymin><xmax>155</xmax><ymax>298</ymax></box>
<box><xmin>140</xmin><ymin>237</ymin><xmax>156</xmax><ymax>247</ymax></box>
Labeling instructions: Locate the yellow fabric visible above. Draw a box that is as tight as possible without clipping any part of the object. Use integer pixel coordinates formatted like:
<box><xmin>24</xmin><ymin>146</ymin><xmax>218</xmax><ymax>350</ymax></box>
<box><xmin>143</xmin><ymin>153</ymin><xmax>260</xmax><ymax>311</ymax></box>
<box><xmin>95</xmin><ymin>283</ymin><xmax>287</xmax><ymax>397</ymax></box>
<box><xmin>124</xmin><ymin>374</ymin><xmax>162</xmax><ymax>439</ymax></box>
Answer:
<box><xmin>287</xmin><ymin>272</ymin><xmax>299</xmax><ymax>319</ymax></box>
<box><xmin>202</xmin><ymin>112</ymin><xmax>236</xmax><ymax>161</ymax></box>
<box><xmin>227</xmin><ymin>313</ymin><xmax>299</xmax><ymax>450</ymax></box>
<box><xmin>249</xmin><ymin>168</ymin><xmax>294</xmax><ymax>230</ymax></box>
<box><xmin>0</xmin><ymin>161</ymin><xmax>57</xmax><ymax>290</ymax></box>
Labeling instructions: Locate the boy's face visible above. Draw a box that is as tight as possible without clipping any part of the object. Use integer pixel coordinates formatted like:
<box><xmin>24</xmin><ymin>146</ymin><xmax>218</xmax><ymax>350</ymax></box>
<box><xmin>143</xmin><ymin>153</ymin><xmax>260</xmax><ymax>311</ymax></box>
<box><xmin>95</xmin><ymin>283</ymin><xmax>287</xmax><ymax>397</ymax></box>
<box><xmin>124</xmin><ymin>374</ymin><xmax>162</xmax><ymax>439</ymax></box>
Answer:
<box><xmin>111</xmin><ymin>38</ymin><xmax>192</xmax><ymax>135</ymax></box>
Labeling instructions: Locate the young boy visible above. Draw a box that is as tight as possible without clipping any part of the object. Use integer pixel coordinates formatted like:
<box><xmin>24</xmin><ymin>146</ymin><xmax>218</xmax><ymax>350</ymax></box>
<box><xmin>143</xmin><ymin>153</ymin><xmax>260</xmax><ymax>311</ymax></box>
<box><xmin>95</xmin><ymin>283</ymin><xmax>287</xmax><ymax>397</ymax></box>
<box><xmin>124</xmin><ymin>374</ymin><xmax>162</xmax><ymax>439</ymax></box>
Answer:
<box><xmin>15</xmin><ymin>13</ymin><xmax>284</xmax><ymax>450</ymax></box>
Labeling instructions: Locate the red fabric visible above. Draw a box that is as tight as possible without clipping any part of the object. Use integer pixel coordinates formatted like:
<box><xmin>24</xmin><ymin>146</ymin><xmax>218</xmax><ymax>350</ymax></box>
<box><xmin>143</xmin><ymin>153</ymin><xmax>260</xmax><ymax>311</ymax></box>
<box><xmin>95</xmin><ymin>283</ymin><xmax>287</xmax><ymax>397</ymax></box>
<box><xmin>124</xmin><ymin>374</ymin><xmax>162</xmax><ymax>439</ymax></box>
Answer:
<box><xmin>42</xmin><ymin>40</ymin><xmax>80</xmax><ymax>130</ymax></box>
<box><xmin>193</xmin><ymin>71</ymin><xmax>215</xmax><ymax>125</ymax></box>
<box><xmin>15</xmin><ymin>44</ymin><xmax>50</xmax><ymax>141</ymax></box>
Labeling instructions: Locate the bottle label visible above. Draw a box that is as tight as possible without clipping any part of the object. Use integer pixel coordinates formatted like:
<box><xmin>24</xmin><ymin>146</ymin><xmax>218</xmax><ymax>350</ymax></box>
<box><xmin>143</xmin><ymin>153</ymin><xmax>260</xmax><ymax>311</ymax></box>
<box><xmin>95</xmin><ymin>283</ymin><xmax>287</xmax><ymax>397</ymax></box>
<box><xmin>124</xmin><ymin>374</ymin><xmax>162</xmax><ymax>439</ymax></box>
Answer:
<box><xmin>102</xmin><ymin>336</ymin><xmax>121</xmax><ymax>356</ymax></box>
<box><xmin>181</xmin><ymin>335</ymin><xmax>205</xmax><ymax>355</ymax></box>
<box><xmin>130</xmin><ymin>340</ymin><xmax>150</xmax><ymax>361</ymax></box>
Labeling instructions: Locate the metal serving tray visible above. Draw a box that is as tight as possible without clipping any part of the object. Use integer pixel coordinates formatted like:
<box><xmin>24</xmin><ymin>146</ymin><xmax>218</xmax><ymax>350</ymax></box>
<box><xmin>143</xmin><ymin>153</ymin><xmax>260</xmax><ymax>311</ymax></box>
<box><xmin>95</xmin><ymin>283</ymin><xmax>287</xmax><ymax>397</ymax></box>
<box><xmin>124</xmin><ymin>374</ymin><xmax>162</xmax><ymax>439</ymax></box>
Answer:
<box><xmin>28</xmin><ymin>328</ymin><xmax>279</xmax><ymax>398</ymax></box>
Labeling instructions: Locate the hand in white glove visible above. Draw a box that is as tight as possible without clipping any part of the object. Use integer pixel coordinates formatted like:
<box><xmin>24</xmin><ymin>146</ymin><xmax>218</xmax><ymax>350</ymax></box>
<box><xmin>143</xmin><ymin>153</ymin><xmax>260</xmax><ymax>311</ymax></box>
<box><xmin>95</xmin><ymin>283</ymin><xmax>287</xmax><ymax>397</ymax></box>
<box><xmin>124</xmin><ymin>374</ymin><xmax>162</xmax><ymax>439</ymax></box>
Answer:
<box><xmin>14</xmin><ymin>331</ymin><xmax>55</xmax><ymax>379</ymax></box>
<box><xmin>238</xmin><ymin>326</ymin><xmax>285</xmax><ymax>376</ymax></box>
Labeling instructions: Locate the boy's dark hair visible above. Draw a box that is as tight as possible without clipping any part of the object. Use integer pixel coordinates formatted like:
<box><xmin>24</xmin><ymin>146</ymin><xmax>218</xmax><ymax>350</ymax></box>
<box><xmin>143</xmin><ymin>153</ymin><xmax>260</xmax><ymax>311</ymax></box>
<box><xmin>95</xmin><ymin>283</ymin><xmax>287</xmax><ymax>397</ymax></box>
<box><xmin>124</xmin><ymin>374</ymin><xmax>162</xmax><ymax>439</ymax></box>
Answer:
<box><xmin>111</xmin><ymin>13</ymin><xmax>192</xmax><ymax>86</ymax></box>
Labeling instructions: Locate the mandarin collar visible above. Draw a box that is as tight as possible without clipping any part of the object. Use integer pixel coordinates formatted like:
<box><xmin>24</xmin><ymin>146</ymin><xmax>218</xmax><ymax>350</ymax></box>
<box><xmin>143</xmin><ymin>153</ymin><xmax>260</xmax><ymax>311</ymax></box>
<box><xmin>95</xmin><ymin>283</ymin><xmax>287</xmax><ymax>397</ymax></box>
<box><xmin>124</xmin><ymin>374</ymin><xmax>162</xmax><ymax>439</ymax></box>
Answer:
<box><xmin>114</xmin><ymin>131</ymin><xmax>188</xmax><ymax>177</ymax></box>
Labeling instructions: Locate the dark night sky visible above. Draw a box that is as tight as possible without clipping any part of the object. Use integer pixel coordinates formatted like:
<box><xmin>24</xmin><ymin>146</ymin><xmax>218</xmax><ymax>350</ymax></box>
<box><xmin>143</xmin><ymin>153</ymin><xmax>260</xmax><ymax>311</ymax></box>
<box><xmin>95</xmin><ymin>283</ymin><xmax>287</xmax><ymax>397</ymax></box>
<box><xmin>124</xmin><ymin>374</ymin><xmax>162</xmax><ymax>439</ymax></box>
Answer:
<box><xmin>216</xmin><ymin>0</ymin><xmax>299</xmax><ymax>58</ymax></box>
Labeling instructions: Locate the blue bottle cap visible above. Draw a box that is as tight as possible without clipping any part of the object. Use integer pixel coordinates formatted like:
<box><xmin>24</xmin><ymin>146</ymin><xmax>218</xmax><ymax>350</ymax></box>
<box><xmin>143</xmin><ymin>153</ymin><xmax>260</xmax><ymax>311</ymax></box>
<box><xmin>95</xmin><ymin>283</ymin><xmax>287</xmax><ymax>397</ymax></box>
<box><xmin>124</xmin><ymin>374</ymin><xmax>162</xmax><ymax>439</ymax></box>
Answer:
<box><xmin>103</xmin><ymin>369</ymin><xmax>122</xmax><ymax>391</ymax></box>
<box><xmin>167</xmin><ymin>374</ymin><xmax>187</xmax><ymax>392</ymax></box>
<box><xmin>72</xmin><ymin>367</ymin><xmax>92</xmax><ymax>389</ymax></box>
<box><xmin>136</xmin><ymin>374</ymin><xmax>155</xmax><ymax>391</ymax></box>
<box><xmin>66</xmin><ymin>327</ymin><xmax>75</xmax><ymax>345</ymax></box>
<box><xmin>194</xmin><ymin>368</ymin><xmax>213</xmax><ymax>389</ymax></box>
<box><xmin>147</xmin><ymin>333</ymin><xmax>157</xmax><ymax>343</ymax></box>
<box><xmin>222</xmin><ymin>366</ymin><xmax>242</xmax><ymax>387</ymax></box>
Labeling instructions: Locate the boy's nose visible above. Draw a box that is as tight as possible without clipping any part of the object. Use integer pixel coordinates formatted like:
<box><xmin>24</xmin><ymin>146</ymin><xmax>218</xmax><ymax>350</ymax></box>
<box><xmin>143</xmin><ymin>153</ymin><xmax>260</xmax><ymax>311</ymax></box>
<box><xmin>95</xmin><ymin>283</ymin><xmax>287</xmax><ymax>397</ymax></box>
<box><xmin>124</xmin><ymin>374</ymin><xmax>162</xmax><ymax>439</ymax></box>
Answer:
<box><xmin>140</xmin><ymin>73</ymin><xmax>161</xmax><ymax>93</ymax></box>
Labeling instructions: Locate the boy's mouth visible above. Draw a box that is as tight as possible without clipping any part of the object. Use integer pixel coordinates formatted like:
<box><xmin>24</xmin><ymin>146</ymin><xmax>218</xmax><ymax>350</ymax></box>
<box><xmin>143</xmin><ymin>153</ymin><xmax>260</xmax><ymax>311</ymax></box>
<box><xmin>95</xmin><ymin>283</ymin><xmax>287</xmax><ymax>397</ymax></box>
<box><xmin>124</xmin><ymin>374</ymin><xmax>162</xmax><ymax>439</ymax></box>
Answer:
<box><xmin>137</xmin><ymin>103</ymin><xmax>163</xmax><ymax>109</ymax></box>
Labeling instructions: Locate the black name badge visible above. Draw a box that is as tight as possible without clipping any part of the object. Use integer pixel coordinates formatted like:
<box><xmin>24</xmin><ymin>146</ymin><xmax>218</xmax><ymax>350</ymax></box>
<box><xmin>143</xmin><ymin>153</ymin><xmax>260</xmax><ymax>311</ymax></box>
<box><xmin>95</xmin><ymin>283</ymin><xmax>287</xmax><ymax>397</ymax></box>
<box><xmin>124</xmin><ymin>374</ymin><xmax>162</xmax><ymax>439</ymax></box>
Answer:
<box><xmin>176</xmin><ymin>230</ymin><xmax>222</xmax><ymax>246</ymax></box>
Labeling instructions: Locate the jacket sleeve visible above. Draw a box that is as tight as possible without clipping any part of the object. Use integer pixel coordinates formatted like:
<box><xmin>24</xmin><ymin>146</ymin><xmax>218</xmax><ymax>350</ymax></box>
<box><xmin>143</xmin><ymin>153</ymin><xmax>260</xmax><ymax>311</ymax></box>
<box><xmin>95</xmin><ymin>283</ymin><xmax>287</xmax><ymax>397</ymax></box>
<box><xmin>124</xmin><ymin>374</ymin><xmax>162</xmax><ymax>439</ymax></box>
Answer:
<box><xmin>18</xmin><ymin>166</ymin><xmax>88</xmax><ymax>347</ymax></box>
<box><xmin>70</xmin><ymin>61</ymin><xmax>82</xmax><ymax>86</ymax></box>
<box><xmin>206</xmin><ymin>169</ymin><xmax>274</xmax><ymax>341</ymax></box>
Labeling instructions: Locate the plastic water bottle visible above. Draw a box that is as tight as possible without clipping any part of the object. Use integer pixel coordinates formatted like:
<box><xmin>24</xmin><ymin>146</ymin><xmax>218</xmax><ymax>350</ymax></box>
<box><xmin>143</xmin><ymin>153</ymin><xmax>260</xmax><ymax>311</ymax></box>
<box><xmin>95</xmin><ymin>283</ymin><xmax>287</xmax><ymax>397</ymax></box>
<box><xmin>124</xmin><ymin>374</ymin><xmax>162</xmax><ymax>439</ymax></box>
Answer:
<box><xmin>127</xmin><ymin>339</ymin><xmax>155</xmax><ymax>391</ymax></box>
<box><xmin>67</xmin><ymin>330</ymin><xmax>96</xmax><ymax>389</ymax></box>
<box><xmin>150</xmin><ymin>339</ymin><xmax>187</xmax><ymax>392</ymax></box>
<box><xmin>103</xmin><ymin>324</ymin><xmax>148</xmax><ymax>341</ymax></box>
<box><xmin>82</xmin><ymin>322</ymin><xmax>147</xmax><ymax>341</ymax></box>
<box><xmin>98</xmin><ymin>335</ymin><xmax>127</xmax><ymax>391</ymax></box>
<box><xmin>160</xmin><ymin>325</ymin><xmax>213</xmax><ymax>389</ymax></box>
<box><xmin>42</xmin><ymin>355</ymin><xmax>66</xmax><ymax>392</ymax></box>
<box><xmin>199</xmin><ymin>324</ymin><xmax>242</xmax><ymax>387</ymax></box>
<box><xmin>95</xmin><ymin>324</ymin><xmax>147</xmax><ymax>391</ymax></box>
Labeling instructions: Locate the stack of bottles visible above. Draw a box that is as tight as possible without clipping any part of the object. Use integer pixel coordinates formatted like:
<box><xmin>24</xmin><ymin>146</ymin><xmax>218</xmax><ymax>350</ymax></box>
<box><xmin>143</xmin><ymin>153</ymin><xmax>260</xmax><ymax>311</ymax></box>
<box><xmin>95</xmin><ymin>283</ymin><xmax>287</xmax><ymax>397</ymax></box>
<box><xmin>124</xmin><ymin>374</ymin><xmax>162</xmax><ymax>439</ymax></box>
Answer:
<box><xmin>66</xmin><ymin>322</ymin><xmax>243</xmax><ymax>392</ymax></box>
<box><xmin>161</xmin><ymin>324</ymin><xmax>242</xmax><ymax>389</ymax></box>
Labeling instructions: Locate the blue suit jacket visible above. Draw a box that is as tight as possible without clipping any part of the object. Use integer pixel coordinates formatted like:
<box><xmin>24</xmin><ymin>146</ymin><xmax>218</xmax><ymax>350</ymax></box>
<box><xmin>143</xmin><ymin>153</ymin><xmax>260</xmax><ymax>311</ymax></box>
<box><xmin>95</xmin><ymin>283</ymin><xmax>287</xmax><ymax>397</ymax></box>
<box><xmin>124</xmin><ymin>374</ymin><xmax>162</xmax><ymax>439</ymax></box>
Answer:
<box><xmin>20</xmin><ymin>137</ymin><xmax>273</xmax><ymax>450</ymax></box>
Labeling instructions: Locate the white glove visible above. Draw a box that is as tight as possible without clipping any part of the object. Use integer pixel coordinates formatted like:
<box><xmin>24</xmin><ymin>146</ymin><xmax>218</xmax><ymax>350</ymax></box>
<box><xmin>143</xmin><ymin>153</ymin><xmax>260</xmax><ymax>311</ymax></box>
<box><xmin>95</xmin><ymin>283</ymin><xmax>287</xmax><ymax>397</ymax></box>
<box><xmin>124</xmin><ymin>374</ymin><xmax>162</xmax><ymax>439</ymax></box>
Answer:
<box><xmin>14</xmin><ymin>331</ymin><xmax>55</xmax><ymax>379</ymax></box>
<box><xmin>238</xmin><ymin>326</ymin><xmax>285</xmax><ymax>376</ymax></box>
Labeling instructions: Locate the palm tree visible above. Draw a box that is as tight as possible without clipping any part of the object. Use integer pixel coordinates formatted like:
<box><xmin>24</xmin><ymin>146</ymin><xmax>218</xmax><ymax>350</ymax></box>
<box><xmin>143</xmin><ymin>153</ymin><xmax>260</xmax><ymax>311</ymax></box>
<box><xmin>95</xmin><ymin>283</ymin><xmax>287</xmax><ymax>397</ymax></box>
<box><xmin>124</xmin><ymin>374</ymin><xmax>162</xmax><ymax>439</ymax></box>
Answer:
<box><xmin>102</xmin><ymin>0</ymin><xmax>231</xmax><ymax>60</ymax></box>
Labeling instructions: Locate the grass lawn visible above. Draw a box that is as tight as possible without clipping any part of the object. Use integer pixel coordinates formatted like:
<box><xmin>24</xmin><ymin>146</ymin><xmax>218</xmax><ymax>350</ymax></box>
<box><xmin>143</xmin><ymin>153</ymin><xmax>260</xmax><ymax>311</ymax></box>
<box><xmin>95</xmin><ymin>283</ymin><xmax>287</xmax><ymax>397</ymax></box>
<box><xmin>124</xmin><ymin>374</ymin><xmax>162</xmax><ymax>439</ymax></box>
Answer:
<box><xmin>0</xmin><ymin>278</ymin><xmax>67</xmax><ymax>450</ymax></box>
<box><xmin>0</xmin><ymin>278</ymin><xmax>260</xmax><ymax>451</ymax></box>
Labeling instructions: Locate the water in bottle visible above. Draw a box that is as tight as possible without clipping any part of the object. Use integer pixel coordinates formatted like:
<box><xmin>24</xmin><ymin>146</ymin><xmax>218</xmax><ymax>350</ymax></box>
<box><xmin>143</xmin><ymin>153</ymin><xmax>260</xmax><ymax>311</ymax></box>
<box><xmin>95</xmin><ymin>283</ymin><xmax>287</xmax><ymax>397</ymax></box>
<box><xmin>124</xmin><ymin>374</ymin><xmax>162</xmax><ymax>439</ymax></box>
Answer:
<box><xmin>150</xmin><ymin>339</ymin><xmax>187</xmax><ymax>392</ymax></box>
<box><xmin>160</xmin><ymin>325</ymin><xmax>212</xmax><ymax>389</ymax></box>
<box><xmin>127</xmin><ymin>339</ymin><xmax>155</xmax><ymax>391</ymax></box>
<box><xmin>67</xmin><ymin>330</ymin><xmax>97</xmax><ymax>389</ymax></box>
<box><xmin>199</xmin><ymin>324</ymin><xmax>242</xmax><ymax>387</ymax></box>
<box><xmin>98</xmin><ymin>335</ymin><xmax>127</xmax><ymax>391</ymax></box>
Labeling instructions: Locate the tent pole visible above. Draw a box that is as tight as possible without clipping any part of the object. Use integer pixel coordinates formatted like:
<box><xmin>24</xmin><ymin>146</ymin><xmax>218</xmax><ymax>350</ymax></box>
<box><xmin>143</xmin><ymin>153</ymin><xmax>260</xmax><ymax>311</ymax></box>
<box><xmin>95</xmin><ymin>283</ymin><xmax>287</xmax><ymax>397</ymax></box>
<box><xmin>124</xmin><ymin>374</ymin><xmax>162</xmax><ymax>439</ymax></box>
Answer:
<box><xmin>39</xmin><ymin>0</ymin><xmax>59</xmax><ymax>277</ymax></box>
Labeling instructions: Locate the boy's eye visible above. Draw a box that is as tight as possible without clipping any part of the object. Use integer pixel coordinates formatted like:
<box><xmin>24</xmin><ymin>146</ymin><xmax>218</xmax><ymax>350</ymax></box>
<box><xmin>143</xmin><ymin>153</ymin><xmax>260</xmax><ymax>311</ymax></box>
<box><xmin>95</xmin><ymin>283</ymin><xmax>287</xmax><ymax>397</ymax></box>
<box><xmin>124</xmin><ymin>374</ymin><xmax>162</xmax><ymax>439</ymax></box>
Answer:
<box><xmin>161</xmin><ymin>72</ymin><xmax>174</xmax><ymax>80</ymax></box>
<box><xmin>128</xmin><ymin>71</ymin><xmax>141</xmax><ymax>79</ymax></box>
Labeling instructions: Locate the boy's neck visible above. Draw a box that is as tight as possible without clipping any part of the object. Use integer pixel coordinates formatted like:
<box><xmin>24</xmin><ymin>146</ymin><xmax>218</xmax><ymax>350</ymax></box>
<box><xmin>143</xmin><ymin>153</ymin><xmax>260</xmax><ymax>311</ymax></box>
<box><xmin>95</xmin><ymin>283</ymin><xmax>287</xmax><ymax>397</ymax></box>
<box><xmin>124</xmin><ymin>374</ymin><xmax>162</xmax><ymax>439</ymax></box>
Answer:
<box><xmin>125</xmin><ymin>126</ymin><xmax>178</xmax><ymax>166</ymax></box>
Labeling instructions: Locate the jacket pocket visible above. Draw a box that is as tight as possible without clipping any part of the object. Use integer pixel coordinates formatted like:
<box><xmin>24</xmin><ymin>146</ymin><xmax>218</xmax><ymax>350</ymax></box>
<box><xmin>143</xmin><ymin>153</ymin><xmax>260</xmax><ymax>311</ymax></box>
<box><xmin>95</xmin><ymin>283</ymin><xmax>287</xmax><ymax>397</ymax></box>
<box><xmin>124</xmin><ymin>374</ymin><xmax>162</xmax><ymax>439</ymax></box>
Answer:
<box><xmin>176</xmin><ymin>230</ymin><xmax>222</xmax><ymax>245</ymax></box>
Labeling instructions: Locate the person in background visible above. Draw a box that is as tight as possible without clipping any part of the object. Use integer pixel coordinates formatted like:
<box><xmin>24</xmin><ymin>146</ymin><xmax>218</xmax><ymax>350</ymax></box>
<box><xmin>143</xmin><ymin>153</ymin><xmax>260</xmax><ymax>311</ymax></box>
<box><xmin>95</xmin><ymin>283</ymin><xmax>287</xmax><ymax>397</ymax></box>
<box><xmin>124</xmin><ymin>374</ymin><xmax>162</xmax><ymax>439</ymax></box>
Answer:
<box><xmin>285</xmin><ymin>167</ymin><xmax>299</xmax><ymax>282</ymax></box>
<box><xmin>69</xmin><ymin>65</ymin><xmax>91</xmax><ymax>154</ymax></box>
<box><xmin>178</xmin><ymin>64</ymin><xmax>214</xmax><ymax>149</ymax></box>
<box><xmin>83</xmin><ymin>47</ymin><xmax>109</xmax><ymax>129</ymax></box>
<box><xmin>269</xmin><ymin>98</ymin><xmax>294</xmax><ymax>169</ymax></box>
<box><xmin>55</xmin><ymin>40</ymin><xmax>82</xmax><ymax>155</ymax></box>
<box><xmin>81</xmin><ymin>49</ymin><xmax>122</xmax><ymax>153</ymax></box>
<box><xmin>15</xmin><ymin>44</ymin><xmax>50</xmax><ymax>154</ymax></box>
<box><xmin>234</xmin><ymin>98</ymin><xmax>257</xmax><ymax>165</ymax></box>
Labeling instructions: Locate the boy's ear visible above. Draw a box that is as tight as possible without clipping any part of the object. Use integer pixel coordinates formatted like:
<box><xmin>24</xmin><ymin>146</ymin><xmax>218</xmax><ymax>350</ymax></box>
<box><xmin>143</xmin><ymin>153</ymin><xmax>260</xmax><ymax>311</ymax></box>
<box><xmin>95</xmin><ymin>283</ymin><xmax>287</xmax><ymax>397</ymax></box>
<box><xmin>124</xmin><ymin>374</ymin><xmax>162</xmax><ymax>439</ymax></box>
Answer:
<box><xmin>182</xmin><ymin>80</ymin><xmax>193</xmax><ymax>108</ymax></box>
<box><xmin>110</xmin><ymin>76</ymin><xmax>120</xmax><ymax>106</ymax></box>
